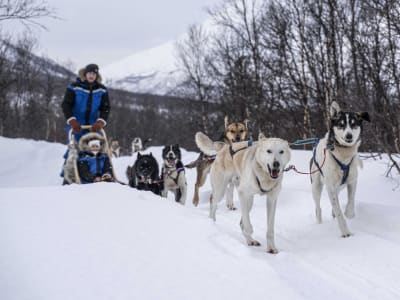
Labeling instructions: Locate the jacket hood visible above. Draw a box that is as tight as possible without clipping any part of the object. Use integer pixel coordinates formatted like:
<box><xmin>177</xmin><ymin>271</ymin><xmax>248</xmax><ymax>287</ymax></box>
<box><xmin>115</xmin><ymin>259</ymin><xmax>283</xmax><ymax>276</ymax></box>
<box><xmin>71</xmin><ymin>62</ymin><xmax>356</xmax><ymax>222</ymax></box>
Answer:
<box><xmin>78</xmin><ymin>132</ymin><xmax>107</xmax><ymax>152</ymax></box>
<box><xmin>78</xmin><ymin>68</ymin><xmax>103</xmax><ymax>83</ymax></box>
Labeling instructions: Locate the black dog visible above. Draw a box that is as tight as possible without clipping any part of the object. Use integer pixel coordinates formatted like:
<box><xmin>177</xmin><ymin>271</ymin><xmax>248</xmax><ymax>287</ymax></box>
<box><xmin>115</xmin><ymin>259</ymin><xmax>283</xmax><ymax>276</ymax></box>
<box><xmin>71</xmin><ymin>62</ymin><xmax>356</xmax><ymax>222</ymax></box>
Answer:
<box><xmin>126</xmin><ymin>152</ymin><xmax>162</xmax><ymax>195</ymax></box>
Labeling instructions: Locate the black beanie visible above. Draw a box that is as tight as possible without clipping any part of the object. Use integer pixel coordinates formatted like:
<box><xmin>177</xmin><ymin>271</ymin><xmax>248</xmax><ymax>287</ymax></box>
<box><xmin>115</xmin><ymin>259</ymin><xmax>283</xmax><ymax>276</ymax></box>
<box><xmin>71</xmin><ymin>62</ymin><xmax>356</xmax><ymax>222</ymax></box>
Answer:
<box><xmin>84</xmin><ymin>64</ymin><xmax>99</xmax><ymax>75</ymax></box>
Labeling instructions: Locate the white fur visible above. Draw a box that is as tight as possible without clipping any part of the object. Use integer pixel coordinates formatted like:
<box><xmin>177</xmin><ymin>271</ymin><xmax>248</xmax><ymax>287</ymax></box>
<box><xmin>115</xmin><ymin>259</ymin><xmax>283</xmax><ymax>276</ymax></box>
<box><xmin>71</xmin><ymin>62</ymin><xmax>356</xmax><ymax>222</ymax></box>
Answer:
<box><xmin>63</xmin><ymin>143</ymin><xmax>79</xmax><ymax>184</ymax></box>
<box><xmin>161</xmin><ymin>168</ymin><xmax>187</xmax><ymax>205</ymax></box>
<box><xmin>161</xmin><ymin>146</ymin><xmax>187</xmax><ymax>205</ymax></box>
<box><xmin>132</xmin><ymin>137</ymin><xmax>143</xmax><ymax>154</ymax></box>
<box><xmin>198</xmin><ymin>132</ymin><xmax>291</xmax><ymax>253</ymax></box>
<box><xmin>194</xmin><ymin>132</ymin><xmax>239</xmax><ymax>210</ymax></box>
<box><xmin>311</xmin><ymin>102</ymin><xmax>364</xmax><ymax>237</ymax></box>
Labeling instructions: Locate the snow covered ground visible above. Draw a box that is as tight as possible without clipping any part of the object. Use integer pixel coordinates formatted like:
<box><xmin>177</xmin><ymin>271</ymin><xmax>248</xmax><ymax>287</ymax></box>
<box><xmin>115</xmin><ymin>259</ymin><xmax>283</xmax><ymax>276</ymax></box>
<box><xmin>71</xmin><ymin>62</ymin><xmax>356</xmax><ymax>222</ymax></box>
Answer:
<box><xmin>0</xmin><ymin>136</ymin><xmax>399</xmax><ymax>300</ymax></box>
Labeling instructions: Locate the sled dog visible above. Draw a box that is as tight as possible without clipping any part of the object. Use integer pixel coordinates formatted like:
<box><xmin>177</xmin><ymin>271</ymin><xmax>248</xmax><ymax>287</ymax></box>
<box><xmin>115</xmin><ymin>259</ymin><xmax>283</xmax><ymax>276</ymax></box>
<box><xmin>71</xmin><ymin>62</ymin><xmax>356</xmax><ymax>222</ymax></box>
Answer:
<box><xmin>161</xmin><ymin>144</ymin><xmax>187</xmax><ymax>204</ymax></box>
<box><xmin>126</xmin><ymin>152</ymin><xmax>162</xmax><ymax>195</ymax></box>
<box><xmin>63</xmin><ymin>142</ymin><xmax>79</xmax><ymax>184</ymax></box>
<box><xmin>131</xmin><ymin>137</ymin><xmax>143</xmax><ymax>153</ymax></box>
<box><xmin>196</xmin><ymin>132</ymin><xmax>291</xmax><ymax>253</ymax></box>
<box><xmin>110</xmin><ymin>139</ymin><xmax>121</xmax><ymax>158</ymax></box>
<box><xmin>186</xmin><ymin>116</ymin><xmax>248</xmax><ymax>208</ymax></box>
<box><xmin>310</xmin><ymin>101</ymin><xmax>370</xmax><ymax>237</ymax></box>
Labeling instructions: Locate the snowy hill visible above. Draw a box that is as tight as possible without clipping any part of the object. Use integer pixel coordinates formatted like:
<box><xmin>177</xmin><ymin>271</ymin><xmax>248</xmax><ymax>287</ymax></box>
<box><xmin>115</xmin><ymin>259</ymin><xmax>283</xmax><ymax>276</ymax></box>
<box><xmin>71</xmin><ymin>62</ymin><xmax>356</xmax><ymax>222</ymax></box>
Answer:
<box><xmin>0</xmin><ymin>136</ymin><xmax>400</xmax><ymax>300</ymax></box>
<box><xmin>102</xmin><ymin>41</ymin><xmax>184</xmax><ymax>95</ymax></box>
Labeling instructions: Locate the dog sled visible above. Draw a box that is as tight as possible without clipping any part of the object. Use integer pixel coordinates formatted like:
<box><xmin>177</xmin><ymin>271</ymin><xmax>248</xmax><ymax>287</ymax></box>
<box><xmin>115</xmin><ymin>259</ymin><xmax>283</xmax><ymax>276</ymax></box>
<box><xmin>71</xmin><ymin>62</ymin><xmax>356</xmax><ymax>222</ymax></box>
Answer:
<box><xmin>62</xmin><ymin>125</ymin><xmax>120</xmax><ymax>185</ymax></box>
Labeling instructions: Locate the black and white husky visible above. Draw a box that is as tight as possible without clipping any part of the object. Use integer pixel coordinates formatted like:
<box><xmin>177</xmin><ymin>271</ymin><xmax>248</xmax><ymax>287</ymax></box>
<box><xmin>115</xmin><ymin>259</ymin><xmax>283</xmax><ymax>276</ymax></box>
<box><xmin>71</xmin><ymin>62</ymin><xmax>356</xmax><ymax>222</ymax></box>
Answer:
<box><xmin>161</xmin><ymin>144</ymin><xmax>187</xmax><ymax>205</ymax></box>
<box><xmin>311</xmin><ymin>101</ymin><xmax>370</xmax><ymax>237</ymax></box>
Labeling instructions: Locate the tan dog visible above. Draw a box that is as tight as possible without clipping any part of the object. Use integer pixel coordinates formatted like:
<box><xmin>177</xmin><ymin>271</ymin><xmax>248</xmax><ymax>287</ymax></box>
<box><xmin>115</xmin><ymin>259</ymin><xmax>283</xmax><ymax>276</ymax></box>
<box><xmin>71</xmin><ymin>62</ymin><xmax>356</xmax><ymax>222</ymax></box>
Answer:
<box><xmin>196</xmin><ymin>132</ymin><xmax>291</xmax><ymax>253</ymax></box>
<box><xmin>186</xmin><ymin>116</ymin><xmax>248</xmax><ymax>208</ymax></box>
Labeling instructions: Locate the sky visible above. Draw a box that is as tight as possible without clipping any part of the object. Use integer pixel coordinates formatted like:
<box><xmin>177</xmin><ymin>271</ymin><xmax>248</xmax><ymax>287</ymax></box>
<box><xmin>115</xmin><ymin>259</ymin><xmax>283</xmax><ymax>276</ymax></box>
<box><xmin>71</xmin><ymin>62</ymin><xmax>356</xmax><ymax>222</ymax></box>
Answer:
<box><xmin>2</xmin><ymin>0</ymin><xmax>220</xmax><ymax>70</ymax></box>
<box><xmin>0</xmin><ymin>137</ymin><xmax>399</xmax><ymax>299</ymax></box>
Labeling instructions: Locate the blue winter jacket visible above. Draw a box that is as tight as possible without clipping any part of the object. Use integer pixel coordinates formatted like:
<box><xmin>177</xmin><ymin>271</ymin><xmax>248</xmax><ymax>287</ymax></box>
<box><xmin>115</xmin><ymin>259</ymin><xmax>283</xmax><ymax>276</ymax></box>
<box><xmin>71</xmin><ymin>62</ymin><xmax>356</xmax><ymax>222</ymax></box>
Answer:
<box><xmin>62</xmin><ymin>77</ymin><xmax>110</xmax><ymax>141</ymax></box>
<box><xmin>77</xmin><ymin>151</ymin><xmax>113</xmax><ymax>184</ymax></box>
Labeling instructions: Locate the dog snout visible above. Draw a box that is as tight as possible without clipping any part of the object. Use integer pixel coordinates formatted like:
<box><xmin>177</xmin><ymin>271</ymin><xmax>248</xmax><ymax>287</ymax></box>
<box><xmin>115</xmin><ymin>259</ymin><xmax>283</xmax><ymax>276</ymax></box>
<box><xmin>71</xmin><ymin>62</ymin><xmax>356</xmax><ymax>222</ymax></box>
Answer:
<box><xmin>234</xmin><ymin>136</ymin><xmax>241</xmax><ymax>142</ymax></box>
<box><xmin>345</xmin><ymin>133</ymin><xmax>353</xmax><ymax>141</ymax></box>
<box><xmin>273</xmin><ymin>161</ymin><xmax>280</xmax><ymax>169</ymax></box>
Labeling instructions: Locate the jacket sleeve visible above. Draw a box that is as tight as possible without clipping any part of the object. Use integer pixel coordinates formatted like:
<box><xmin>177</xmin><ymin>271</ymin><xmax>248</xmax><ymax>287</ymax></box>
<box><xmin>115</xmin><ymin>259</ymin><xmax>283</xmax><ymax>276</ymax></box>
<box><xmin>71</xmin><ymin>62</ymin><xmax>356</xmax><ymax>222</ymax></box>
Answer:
<box><xmin>78</xmin><ymin>160</ymin><xmax>96</xmax><ymax>182</ymax></box>
<box><xmin>62</xmin><ymin>86</ymin><xmax>76</xmax><ymax>121</ymax></box>
<box><xmin>99</xmin><ymin>90</ymin><xmax>111</xmax><ymax>122</ymax></box>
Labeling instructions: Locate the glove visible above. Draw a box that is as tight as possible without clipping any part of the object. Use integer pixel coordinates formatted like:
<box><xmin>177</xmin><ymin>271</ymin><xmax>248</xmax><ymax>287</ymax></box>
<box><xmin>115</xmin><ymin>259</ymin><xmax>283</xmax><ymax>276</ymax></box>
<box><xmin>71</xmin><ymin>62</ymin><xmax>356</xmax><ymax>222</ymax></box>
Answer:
<box><xmin>101</xmin><ymin>174</ymin><xmax>112</xmax><ymax>182</ymax></box>
<box><xmin>90</xmin><ymin>119</ymin><xmax>105</xmax><ymax>132</ymax></box>
<box><xmin>68</xmin><ymin>118</ymin><xmax>82</xmax><ymax>133</ymax></box>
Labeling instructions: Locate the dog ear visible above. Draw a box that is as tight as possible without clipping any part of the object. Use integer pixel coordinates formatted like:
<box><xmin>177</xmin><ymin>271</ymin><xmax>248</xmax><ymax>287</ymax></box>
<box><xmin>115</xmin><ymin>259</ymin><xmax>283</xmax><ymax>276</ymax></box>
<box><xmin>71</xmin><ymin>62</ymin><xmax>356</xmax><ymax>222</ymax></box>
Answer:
<box><xmin>137</xmin><ymin>152</ymin><xmax>142</xmax><ymax>158</ymax></box>
<box><xmin>173</xmin><ymin>144</ymin><xmax>179</xmax><ymax>150</ymax></box>
<box><xmin>149</xmin><ymin>152</ymin><xmax>153</xmax><ymax>157</ymax></box>
<box><xmin>358</xmin><ymin>112</ymin><xmax>371</xmax><ymax>122</ymax></box>
<box><xmin>224</xmin><ymin>115</ymin><xmax>229</xmax><ymax>130</ymax></box>
<box><xmin>258</xmin><ymin>132</ymin><xmax>266</xmax><ymax>140</ymax></box>
<box><xmin>330</xmin><ymin>101</ymin><xmax>341</xmax><ymax>118</ymax></box>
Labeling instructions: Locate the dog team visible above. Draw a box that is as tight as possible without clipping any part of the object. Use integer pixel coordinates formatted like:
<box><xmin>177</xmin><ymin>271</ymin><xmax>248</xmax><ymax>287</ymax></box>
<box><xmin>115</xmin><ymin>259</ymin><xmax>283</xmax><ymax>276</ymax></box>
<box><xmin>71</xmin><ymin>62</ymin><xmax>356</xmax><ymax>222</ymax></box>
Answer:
<box><xmin>80</xmin><ymin>101</ymin><xmax>372</xmax><ymax>254</ymax></box>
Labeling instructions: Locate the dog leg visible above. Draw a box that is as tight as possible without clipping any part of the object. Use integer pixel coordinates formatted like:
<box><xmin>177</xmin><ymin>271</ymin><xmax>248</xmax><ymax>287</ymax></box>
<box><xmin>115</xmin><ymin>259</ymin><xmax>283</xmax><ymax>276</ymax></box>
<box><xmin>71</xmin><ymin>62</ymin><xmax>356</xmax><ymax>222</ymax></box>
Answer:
<box><xmin>311</xmin><ymin>174</ymin><xmax>324</xmax><ymax>223</ymax></box>
<box><xmin>193</xmin><ymin>166</ymin><xmax>208</xmax><ymax>207</ymax></box>
<box><xmin>178</xmin><ymin>173</ymin><xmax>187</xmax><ymax>205</ymax></box>
<box><xmin>345</xmin><ymin>181</ymin><xmax>357</xmax><ymax>219</ymax></box>
<box><xmin>327</xmin><ymin>188</ymin><xmax>352</xmax><ymax>237</ymax></box>
<box><xmin>239</xmin><ymin>191</ymin><xmax>260</xmax><ymax>246</ymax></box>
<box><xmin>266</xmin><ymin>192</ymin><xmax>279</xmax><ymax>254</ymax></box>
<box><xmin>209</xmin><ymin>178</ymin><xmax>229</xmax><ymax>221</ymax></box>
<box><xmin>225</xmin><ymin>182</ymin><xmax>236</xmax><ymax>210</ymax></box>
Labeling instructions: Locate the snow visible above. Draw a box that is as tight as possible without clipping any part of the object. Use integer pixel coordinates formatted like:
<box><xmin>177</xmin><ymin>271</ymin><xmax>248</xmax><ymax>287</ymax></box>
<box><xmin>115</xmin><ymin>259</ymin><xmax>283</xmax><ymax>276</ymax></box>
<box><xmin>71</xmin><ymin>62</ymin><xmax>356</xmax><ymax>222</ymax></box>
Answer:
<box><xmin>0</xmin><ymin>136</ymin><xmax>399</xmax><ymax>300</ymax></box>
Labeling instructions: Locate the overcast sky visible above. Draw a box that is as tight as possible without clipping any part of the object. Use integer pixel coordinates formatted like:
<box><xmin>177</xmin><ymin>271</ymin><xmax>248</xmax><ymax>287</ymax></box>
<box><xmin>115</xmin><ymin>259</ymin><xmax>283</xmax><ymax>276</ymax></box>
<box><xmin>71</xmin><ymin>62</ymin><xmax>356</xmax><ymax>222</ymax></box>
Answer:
<box><xmin>5</xmin><ymin>0</ymin><xmax>220</xmax><ymax>70</ymax></box>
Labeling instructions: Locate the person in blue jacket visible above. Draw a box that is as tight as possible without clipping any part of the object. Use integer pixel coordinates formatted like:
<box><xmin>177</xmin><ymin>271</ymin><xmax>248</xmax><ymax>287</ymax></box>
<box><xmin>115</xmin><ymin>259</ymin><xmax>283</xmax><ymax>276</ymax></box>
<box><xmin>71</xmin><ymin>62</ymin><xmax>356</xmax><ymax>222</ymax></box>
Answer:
<box><xmin>77</xmin><ymin>132</ymin><xmax>113</xmax><ymax>184</ymax></box>
<box><xmin>62</xmin><ymin>63</ymin><xmax>111</xmax><ymax>141</ymax></box>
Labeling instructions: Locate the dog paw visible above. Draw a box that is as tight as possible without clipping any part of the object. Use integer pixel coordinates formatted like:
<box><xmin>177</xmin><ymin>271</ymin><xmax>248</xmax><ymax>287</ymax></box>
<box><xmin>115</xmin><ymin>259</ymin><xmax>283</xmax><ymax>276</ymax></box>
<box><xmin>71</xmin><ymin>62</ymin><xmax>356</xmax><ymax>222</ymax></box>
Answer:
<box><xmin>266</xmin><ymin>247</ymin><xmax>278</xmax><ymax>254</ymax></box>
<box><xmin>227</xmin><ymin>205</ymin><xmax>237</xmax><ymax>211</ymax></box>
<box><xmin>341</xmin><ymin>232</ymin><xmax>352</xmax><ymax>238</ymax></box>
<box><xmin>247</xmin><ymin>240</ymin><xmax>261</xmax><ymax>246</ymax></box>
<box><xmin>344</xmin><ymin>209</ymin><xmax>355</xmax><ymax>219</ymax></box>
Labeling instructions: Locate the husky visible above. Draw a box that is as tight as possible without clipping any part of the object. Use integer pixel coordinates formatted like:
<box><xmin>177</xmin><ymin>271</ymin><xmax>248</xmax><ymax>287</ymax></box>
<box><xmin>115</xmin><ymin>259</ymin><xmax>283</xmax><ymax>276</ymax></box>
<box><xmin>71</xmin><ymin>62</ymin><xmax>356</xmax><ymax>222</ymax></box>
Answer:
<box><xmin>186</xmin><ymin>116</ymin><xmax>249</xmax><ymax>209</ymax></box>
<box><xmin>161</xmin><ymin>144</ymin><xmax>187</xmax><ymax>205</ymax></box>
<box><xmin>196</xmin><ymin>132</ymin><xmax>291</xmax><ymax>253</ymax></box>
<box><xmin>126</xmin><ymin>152</ymin><xmax>162</xmax><ymax>195</ymax></box>
<box><xmin>310</xmin><ymin>101</ymin><xmax>370</xmax><ymax>237</ymax></box>
<box><xmin>110</xmin><ymin>139</ymin><xmax>121</xmax><ymax>158</ymax></box>
<box><xmin>63</xmin><ymin>142</ymin><xmax>79</xmax><ymax>185</ymax></box>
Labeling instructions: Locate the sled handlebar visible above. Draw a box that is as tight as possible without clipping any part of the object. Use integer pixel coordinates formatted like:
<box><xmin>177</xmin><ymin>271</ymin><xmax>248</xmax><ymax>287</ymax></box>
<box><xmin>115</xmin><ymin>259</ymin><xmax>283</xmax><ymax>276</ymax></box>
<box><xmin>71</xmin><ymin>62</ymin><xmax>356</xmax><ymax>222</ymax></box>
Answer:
<box><xmin>68</xmin><ymin>125</ymin><xmax>108</xmax><ymax>145</ymax></box>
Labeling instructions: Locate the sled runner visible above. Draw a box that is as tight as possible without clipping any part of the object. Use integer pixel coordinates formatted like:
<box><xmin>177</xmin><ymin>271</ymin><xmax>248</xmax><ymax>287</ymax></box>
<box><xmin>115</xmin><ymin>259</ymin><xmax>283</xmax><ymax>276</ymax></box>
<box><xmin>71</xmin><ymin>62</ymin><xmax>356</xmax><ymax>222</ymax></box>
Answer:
<box><xmin>63</xmin><ymin>126</ymin><xmax>119</xmax><ymax>184</ymax></box>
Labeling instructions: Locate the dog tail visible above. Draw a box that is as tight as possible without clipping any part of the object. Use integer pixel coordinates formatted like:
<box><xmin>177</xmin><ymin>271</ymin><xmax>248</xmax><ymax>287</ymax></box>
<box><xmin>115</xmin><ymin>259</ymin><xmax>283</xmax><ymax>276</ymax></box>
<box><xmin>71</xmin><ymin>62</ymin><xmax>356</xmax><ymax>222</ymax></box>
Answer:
<box><xmin>195</xmin><ymin>132</ymin><xmax>225</xmax><ymax>155</ymax></box>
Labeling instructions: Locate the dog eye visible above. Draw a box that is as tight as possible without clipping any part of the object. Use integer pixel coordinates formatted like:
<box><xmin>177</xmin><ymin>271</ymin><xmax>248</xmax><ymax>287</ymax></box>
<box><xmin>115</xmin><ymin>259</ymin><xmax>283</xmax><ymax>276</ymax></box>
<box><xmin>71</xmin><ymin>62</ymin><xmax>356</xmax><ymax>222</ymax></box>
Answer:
<box><xmin>267</xmin><ymin>149</ymin><xmax>272</xmax><ymax>154</ymax></box>
<box><xmin>279</xmin><ymin>150</ymin><xmax>284</xmax><ymax>154</ymax></box>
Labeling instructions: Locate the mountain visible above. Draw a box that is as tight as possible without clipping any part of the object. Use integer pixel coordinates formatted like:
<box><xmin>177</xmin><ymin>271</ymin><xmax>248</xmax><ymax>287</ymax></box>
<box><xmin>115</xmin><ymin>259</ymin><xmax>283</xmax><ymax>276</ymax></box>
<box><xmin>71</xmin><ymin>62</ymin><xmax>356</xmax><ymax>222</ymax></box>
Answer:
<box><xmin>102</xmin><ymin>40</ymin><xmax>184</xmax><ymax>95</ymax></box>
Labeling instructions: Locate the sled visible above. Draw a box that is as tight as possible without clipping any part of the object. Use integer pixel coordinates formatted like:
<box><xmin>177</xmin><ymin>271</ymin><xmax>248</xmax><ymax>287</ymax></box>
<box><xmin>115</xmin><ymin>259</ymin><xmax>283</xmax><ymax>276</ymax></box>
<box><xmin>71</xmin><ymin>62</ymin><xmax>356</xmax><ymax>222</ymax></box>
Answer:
<box><xmin>63</xmin><ymin>125</ymin><xmax>120</xmax><ymax>185</ymax></box>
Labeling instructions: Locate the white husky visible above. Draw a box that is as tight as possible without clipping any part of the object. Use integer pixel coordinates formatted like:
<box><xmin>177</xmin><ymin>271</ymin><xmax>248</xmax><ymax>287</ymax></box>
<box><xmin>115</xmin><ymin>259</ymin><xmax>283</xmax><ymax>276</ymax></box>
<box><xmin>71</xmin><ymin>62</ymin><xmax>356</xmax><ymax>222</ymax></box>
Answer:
<box><xmin>311</xmin><ymin>101</ymin><xmax>370</xmax><ymax>237</ymax></box>
<box><xmin>196</xmin><ymin>132</ymin><xmax>291</xmax><ymax>253</ymax></box>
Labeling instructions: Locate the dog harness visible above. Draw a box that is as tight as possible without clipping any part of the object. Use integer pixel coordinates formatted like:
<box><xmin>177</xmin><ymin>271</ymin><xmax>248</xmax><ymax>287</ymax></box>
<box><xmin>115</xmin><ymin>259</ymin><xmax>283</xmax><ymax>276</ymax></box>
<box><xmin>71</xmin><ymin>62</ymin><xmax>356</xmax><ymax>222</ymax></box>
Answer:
<box><xmin>330</xmin><ymin>153</ymin><xmax>354</xmax><ymax>185</ymax></box>
<box><xmin>162</xmin><ymin>167</ymin><xmax>184</xmax><ymax>185</ymax></box>
<box><xmin>229</xmin><ymin>139</ymin><xmax>254</xmax><ymax>157</ymax></box>
<box><xmin>313</xmin><ymin>140</ymin><xmax>354</xmax><ymax>185</ymax></box>
<box><xmin>312</xmin><ymin>140</ymin><xmax>324</xmax><ymax>176</ymax></box>
<box><xmin>255</xmin><ymin>176</ymin><xmax>278</xmax><ymax>194</ymax></box>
